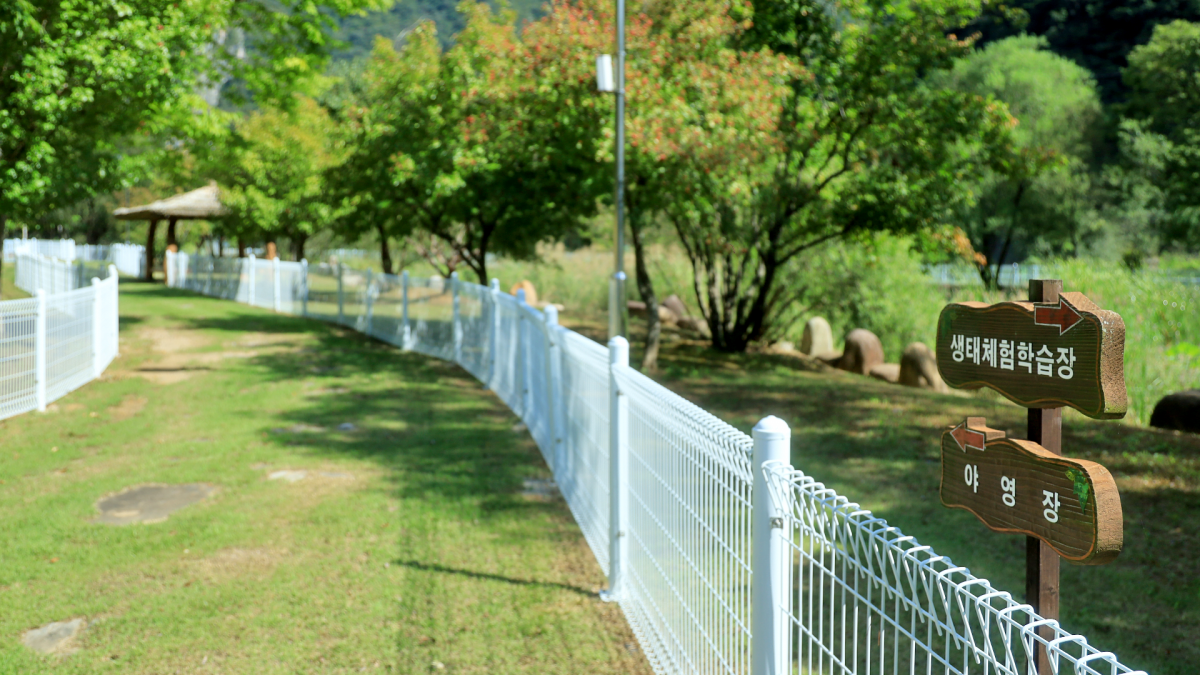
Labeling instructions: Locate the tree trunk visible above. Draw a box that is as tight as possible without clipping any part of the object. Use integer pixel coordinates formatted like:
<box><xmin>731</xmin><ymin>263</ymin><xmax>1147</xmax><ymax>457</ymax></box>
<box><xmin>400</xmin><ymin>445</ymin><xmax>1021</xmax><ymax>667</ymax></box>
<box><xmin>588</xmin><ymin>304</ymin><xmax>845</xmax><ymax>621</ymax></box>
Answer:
<box><xmin>991</xmin><ymin>180</ymin><xmax>1026</xmax><ymax>291</ymax></box>
<box><xmin>237</xmin><ymin>239</ymin><xmax>247</xmax><ymax>258</ymax></box>
<box><xmin>145</xmin><ymin>219</ymin><xmax>159</xmax><ymax>281</ymax></box>
<box><xmin>292</xmin><ymin>234</ymin><xmax>307</xmax><ymax>262</ymax></box>
<box><xmin>629</xmin><ymin>210</ymin><xmax>661</xmax><ymax>371</ymax></box>
<box><xmin>377</xmin><ymin>224</ymin><xmax>393</xmax><ymax>275</ymax></box>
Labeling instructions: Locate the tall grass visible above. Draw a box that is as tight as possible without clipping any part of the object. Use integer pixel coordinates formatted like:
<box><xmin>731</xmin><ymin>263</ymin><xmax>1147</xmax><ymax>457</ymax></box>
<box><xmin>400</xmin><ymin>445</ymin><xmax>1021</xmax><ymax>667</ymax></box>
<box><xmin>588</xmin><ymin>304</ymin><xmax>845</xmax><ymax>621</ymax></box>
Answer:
<box><xmin>383</xmin><ymin>240</ymin><xmax>1197</xmax><ymax>428</ymax></box>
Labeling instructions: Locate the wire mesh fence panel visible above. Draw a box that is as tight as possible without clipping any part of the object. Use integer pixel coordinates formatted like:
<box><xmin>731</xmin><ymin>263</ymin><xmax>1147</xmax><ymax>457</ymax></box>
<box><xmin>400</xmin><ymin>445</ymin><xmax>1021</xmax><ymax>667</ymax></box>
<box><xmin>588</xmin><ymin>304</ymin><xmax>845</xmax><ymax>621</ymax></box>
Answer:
<box><xmin>304</xmin><ymin>263</ymin><xmax>342</xmax><ymax>324</ymax></box>
<box><xmin>44</xmin><ymin>286</ymin><xmax>96</xmax><ymax>402</ymax></box>
<box><xmin>489</xmin><ymin>293</ymin><xmax>524</xmax><ymax>414</ymax></box>
<box><xmin>276</xmin><ymin>261</ymin><xmax>305</xmax><ymax>315</ymax></box>
<box><xmin>16</xmin><ymin>254</ymin><xmax>76</xmax><ymax>294</ymax></box>
<box><xmin>407</xmin><ymin>277</ymin><xmax>455</xmax><ymax>362</ymax></box>
<box><xmin>341</xmin><ymin>267</ymin><xmax>368</xmax><ymax>330</ymax></box>
<box><xmin>111</xmin><ymin>244</ymin><xmax>146</xmax><ymax>277</ymax></box>
<box><xmin>613</xmin><ymin>366</ymin><xmax>756</xmax><ymax>675</ymax></box>
<box><xmin>0</xmin><ymin>298</ymin><xmax>39</xmax><ymax>419</ymax></box>
<box><xmin>366</xmin><ymin>273</ymin><xmax>406</xmax><ymax>348</ymax></box>
<box><xmin>557</xmin><ymin>328</ymin><xmax>612</xmax><ymax>575</ymax></box>
<box><xmin>763</xmin><ymin>463</ymin><xmax>1149</xmax><ymax>675</ymax></box>
<box><xmin>456</xmin><ymin>282</ymin><xmax>491</xmax><ymax>381</ymax></box>
<box><xmin>520</xmin><ymin>303</ymin><xmax>553</xmax><ymax>460</ymax></box>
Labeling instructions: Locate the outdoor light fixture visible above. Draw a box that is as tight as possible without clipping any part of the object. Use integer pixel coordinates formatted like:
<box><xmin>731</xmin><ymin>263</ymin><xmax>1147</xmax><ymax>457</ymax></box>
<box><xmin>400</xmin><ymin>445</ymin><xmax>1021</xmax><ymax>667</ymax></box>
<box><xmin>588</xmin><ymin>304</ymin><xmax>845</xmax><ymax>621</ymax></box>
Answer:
<box><xmin>596</xmin><ymin>54</ymin><xmax>615</xmax><ymax>93</ymax></box>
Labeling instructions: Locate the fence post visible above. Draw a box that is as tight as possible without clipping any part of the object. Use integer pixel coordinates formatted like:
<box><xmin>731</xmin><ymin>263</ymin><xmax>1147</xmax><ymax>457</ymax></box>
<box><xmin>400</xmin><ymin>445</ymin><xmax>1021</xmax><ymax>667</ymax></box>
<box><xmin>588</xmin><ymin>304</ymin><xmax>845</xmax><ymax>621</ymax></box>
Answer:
<box><xmin>91</xmin><ymin>277</ymin><xmax>103</xmax><ymax>378</ymax></box>
<box><xmin>337</xmin><ymin>262</ymin><xmax>345</xmax><ymax>325</ymax></box>
<box><xmin>515</xmin><ymin>289</ymin><xmax>527</xmax><ymax>418</ymax></box>
<box><xmin>35</xmin><ymin>289</ymin><xmax>47</xmax><ymax>412</ymax></box>
<box><xmin>208</xmin><ymin>254</ymin><xmax>215</xmax><ymax>295</ymax></box>
<box><xmin>248</xmin><ymin>254</ymin><xmax>257</xmax><ymax>306</ymax></box>
<box><xmin>301</xmin><ymin>259</ymin><xmax>309</xmax><ymax>317</ymax></box>
<box><xmin>365</xmin><ymin>268</ymin><xmax>375</xmax><ymax>335</ymax></box>
<box><xmin>273</xmin><ymin>257</ymin><xmax>281</xmax><ymax>312</ymax></box>
<box><xmin>109</xmin><ymin>265</ymin><xmax>119</xmax><ymax>357</ymax></box>
<box><xmin>401</xmin><ymin>270</ymin><xmax>410</xmax><ymax>350</ymax></box>
<box><xmin>487</xmin><ymin>278</ymin><xmax>500</xmax><ymax>389</ymax></box>
<box><xmin>451</xmin><ymin>271</ymin><xmax>462</xmax><ymax>365</ymax></box>
<box><xmin>544</xmin><ymin>305</ymin><xmax>564</xmax><ymax>474</ymax></box>
<box><xmin>603</xmin><ymin>336</ymin><xmax>630</xmax><ymax>602</ymax></box>
<box><xmin>752</xmin><ymin>415</ymin><xmax>792</xmax><ymax>675</ymax></box>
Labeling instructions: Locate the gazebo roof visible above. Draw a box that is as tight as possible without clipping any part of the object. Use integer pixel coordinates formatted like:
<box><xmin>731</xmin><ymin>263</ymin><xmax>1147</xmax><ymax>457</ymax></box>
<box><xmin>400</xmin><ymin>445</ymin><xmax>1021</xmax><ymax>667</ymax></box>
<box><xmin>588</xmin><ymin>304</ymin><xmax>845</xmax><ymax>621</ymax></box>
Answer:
<box><xmin>114</xmin><ymin>183</ymin><xmax>227</xmax><ymax>221</ymax></box>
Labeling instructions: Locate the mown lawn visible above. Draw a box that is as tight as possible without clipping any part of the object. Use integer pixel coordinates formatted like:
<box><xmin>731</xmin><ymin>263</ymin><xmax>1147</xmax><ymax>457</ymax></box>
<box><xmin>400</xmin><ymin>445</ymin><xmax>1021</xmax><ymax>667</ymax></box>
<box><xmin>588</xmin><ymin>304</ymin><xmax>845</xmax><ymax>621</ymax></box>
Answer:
<box><xmin>0</xmin><ymin>280</ymin><xmax>651</xmax><ymax>674</ymax></box>
<box><xmin>576</xmin><ymin>320</ymin><xmax>1198</xmax><ymax>675</ymax></box>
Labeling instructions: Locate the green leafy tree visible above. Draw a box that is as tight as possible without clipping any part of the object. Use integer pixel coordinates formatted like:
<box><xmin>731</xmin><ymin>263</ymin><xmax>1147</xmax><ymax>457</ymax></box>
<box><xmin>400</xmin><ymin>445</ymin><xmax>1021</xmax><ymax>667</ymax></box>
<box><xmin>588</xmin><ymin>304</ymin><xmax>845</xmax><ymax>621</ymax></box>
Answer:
<box><xmin>1122</xmin><ymin>20</ymin><xmax>1200</xmax><ymax>250</ymax></box>
<box><xmin>664</xmin><ymin>0</ymin><xmax>1017</xmax><ymax>352</ymax></box>
<box><xmin>210</xmin><ymin>97</ymin><xmax>346</xmax><ymax>261</ymax></box>
<box><xmin>938</xmin><ymin>36</ymin><xmax>1104</xmax><ymax>285</ymax></box>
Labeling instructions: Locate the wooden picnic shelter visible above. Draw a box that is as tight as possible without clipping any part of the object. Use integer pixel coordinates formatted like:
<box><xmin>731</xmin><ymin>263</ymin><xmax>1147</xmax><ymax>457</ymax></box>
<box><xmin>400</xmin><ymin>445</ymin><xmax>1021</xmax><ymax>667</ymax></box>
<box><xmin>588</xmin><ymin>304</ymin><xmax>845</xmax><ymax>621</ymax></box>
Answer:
<box><xmin>114</xmin><ymin>183</ymin><xmax>226</xmax><ymax>281</ymax></box>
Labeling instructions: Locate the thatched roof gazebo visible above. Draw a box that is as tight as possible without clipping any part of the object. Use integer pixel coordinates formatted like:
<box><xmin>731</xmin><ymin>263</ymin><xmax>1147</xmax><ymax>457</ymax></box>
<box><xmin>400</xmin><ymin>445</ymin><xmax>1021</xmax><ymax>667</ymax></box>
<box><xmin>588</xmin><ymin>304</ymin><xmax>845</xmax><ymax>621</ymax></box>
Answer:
<box><xmin>114</xmin><ymin>183</ymin><xmax>227</xmax><ymax>281</ymax></box>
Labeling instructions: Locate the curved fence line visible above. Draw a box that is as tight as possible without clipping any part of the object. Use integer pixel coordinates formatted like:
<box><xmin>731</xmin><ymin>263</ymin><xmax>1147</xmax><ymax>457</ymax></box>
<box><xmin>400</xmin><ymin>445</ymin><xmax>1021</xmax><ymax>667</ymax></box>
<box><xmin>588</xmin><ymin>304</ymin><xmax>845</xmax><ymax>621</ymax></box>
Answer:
<box><xmin>3</xmin><ymin>255</ymin><xmax>120</xmax><ymax>422</ymax></box>
<box><xmin>164</xmin><ymin>251</ymin><xmax>1144</xmax><ymax>675</ymax></box>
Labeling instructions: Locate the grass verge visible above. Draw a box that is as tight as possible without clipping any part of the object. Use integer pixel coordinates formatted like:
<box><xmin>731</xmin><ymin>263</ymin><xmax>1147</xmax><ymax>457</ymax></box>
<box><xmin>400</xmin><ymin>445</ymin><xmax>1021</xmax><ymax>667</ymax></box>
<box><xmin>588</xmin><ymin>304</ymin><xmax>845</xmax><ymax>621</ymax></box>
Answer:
<box><xmin>0</xmin><ymin>281</ymin><xmax>650</xmax><ymax>674</ymax></box>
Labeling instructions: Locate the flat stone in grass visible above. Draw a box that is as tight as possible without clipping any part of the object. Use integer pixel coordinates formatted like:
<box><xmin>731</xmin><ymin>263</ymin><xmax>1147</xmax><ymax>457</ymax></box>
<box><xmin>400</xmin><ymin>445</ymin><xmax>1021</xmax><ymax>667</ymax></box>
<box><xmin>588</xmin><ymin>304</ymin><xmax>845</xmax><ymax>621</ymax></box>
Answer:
<box><xmin>94</xmin><ymin>484</ymin><xmax>216</xmax><ymax>525</ymax></box>
<box><xmin>23</xmin><ymin>618</ymin><xmax>86</xmax><ymax>655</ymax></box>
<box><xmin>268</xmin><ymin>470</ymin><xmax>307</xmax><ymax>483</ymax></box>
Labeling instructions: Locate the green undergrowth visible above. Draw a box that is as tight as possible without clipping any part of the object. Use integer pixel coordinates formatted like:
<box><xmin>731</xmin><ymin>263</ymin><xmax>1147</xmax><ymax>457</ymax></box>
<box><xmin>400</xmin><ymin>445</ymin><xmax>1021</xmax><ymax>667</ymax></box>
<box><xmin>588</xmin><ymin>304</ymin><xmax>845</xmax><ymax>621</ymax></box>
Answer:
<box><xmin>0</xmin><ymin>282</ymin><xmax>650</xmax><ymax>674</ymax></box>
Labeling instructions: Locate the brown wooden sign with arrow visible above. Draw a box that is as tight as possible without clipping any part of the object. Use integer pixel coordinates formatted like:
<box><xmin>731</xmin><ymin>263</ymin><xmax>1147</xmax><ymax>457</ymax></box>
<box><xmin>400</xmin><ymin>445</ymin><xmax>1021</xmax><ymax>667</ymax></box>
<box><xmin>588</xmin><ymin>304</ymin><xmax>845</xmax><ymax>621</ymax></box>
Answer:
<box><xmin>935</xmin><ymin>292</ymin><xmax>1127</xmax><ymax>419</ymax></box>
<box><xmin>940</xmin><ymin>417</ymin><xmax>1123</xmax><ymax>565</ymax></box>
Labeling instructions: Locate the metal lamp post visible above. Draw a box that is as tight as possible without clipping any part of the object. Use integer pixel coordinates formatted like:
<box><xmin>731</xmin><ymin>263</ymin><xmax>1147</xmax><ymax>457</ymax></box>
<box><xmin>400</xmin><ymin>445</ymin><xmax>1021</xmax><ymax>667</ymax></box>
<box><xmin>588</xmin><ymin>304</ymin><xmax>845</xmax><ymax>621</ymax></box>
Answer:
<box><xmin>597</xmin><ymin>0</ymin><xmax>628</xmax><ymax>340</ymax></box>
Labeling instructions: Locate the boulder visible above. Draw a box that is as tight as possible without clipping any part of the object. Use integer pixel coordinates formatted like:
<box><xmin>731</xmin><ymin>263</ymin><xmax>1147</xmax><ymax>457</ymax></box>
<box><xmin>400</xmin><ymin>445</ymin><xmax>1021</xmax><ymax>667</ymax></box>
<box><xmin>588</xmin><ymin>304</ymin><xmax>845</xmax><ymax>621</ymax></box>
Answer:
<box><xmin>800</xmin><ymin>317</ymin><xmax>834</xmax><ymax>356</ymax></box>
<box><xmin>769</xmin><ymin>341</ymin><xmax>796</xmax><ymax>354</ymax></box>
<box><xmin>837</xmin><ymin>329</ymin><xmax>884</xmax><ymax>375</ymax></box>
<box><xmin>676</xmin><ymin>316</ymin><xmax>711</xmax><ymax>337</ymax></box>
<box><xmin>627</xmin><ymin>300</ymin><xmax>676</xmax><ymax>323</ymax></box>
<box><xmin>869</xmin><ymin>363</ymin><xmax>901</xmax><ymax>384</ymax></box>
<box><xmin>1150</xmin><ymin>390</ymin><xmax>1200</xmax><ymax>434</ymax></box>
<box><xmin>510</xmin><ymin>280</ymin><xmax>538</xmax><ymax>306</ymax></box>
<box><xmin>899</xmin><ymin>342</ymin><xmax>948</xmax><ymax>392</ymax></box>
<box><xmin>661</xmin><ymin>294</ymin><xmax>690</xmax><ymax>320</ymax></box>
<box><xmin>814</xmin><ymin>351</ymin><xmax>843</xmax><ymax>366</ymax></box>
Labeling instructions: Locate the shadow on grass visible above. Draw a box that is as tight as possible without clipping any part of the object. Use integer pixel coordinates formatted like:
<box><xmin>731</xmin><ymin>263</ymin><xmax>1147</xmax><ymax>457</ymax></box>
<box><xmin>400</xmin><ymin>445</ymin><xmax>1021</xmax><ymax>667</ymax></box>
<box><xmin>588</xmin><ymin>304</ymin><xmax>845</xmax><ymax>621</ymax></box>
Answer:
<box><xmin>392</xmin><ymin>559</ymin><xmax>595</xmax><ymax>597</ymax></box>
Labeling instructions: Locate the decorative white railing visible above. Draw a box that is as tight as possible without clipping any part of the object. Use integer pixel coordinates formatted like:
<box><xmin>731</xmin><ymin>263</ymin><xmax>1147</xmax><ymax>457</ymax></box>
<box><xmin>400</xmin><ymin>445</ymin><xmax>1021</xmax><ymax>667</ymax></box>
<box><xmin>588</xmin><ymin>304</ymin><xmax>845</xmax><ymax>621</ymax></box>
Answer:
<box><xmin>164</xmin><ymin>251</ymin><xmax>1146</xmax><ymax>675</ymax></box>
<box><xmin>2</xmin><ymin>256</ymin><xmax>120</xmax><ymax>422</ymax></box>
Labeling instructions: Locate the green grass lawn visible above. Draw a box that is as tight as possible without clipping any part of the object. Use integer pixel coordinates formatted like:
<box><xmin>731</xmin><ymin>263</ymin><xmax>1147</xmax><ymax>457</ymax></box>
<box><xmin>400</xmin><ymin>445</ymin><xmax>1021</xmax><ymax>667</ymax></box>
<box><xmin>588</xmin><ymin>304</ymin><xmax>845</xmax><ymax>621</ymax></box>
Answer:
<box><xmin>0</xmin><ymin>280</ymin><xmax>651</xmax><ymax>674</ymax></box>
<box><xmin>578</xmin><ymin>320</ymin><xmax>1198</xmax><ymax>675</ymax></box>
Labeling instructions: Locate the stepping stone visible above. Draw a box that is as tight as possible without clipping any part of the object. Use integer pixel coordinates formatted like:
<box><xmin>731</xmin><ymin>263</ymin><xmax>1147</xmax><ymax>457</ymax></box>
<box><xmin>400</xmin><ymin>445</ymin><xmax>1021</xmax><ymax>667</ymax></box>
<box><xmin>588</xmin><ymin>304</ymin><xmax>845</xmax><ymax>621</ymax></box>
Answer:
<box><xmin>23</xmin><ymin>618</ymin><xmax>86</xmax><ymax>655</ymax></box>
<box><xmin>268</xmin><ymin>470</ymin><xmax>307</xmax><ymax>483</ymax></box>
<box><xmin>94</xmin><ymin>484</ymin><xmax>216</xmax><ymax>525</ymax></box>
<box><xmin>337</xmin><ymin>422</ymin><xmax>357</xmax><ymax>431</ymax></box>
<box><xmin>318</xmin><ymin>471</ymin><xmax>353</xmax><ymax>479</ymax></box>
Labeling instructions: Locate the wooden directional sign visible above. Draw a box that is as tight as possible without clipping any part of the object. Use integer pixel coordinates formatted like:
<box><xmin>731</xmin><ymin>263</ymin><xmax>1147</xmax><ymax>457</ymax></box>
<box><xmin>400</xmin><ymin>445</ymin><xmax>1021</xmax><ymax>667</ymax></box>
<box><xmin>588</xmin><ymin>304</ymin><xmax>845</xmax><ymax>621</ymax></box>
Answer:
<box><xmin>940</xmin><ymin>417</ymin><xmax>1123</xmax><ymax>565</ymax></box>
<box><xmin>935</xmin><ymin>292</ymin><xmax>1127</xmax><ymax>419</ymax></box>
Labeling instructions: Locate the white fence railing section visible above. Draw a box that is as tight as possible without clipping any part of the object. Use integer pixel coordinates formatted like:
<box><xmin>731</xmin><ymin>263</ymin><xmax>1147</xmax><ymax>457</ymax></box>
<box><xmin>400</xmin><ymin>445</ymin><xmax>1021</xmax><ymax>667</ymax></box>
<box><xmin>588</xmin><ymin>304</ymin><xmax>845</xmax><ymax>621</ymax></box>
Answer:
<box><xmin>4</xmin><ymin>239</ymin><xmax>146</xmax><ymax>278</ymax></box>
<box><xmin>3</xmin><ymin>255</ymin><xmax>121</xmax><ymax>422</ymax></box>
<box><xmin>164</xmin><ymin>251</ymin><xmax>1145</xmax><ymax>675</ymax></box>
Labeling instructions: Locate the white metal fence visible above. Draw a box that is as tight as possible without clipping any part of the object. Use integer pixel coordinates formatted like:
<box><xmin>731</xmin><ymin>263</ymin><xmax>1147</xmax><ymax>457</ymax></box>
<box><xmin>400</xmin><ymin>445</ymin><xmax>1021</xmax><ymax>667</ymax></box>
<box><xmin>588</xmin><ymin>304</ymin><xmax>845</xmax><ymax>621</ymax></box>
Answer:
<box><xmin>164</xmin><ymin>251</ymin><xmax>1145</xmax><ymax>675</ymax></box>
<box><xmin>2</xmin><ymin>256</ymin><xmax>120</xmax><ymax>422</ymax></box>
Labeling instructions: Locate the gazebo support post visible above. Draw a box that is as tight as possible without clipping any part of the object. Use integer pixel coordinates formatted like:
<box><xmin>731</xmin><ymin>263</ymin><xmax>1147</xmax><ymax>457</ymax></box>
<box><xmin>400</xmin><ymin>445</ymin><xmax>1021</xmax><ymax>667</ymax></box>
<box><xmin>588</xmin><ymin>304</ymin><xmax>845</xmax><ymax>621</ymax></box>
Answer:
<box><xmin>145</xmin><ymin>219</ymin><xmax>159</xmax><ymax>281</ymax></box>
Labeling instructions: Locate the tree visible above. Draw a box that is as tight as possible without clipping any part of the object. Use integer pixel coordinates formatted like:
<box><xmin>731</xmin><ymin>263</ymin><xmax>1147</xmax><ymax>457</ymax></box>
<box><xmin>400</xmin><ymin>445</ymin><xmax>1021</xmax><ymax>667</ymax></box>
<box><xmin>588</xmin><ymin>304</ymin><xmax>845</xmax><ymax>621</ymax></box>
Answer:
<box><xmin>938</xmin><ymin>36</ymin><xmax>1104</xmax><ymax>285</ymax></box>
<box><xmin>665</xmin><ymin>0</ymin><xmax>1017</xmax><ymax>352</ymax></box>
<box><xmin>210</xmin><ymin>97</ymin><xmax>345</xmax><ymax>261</ymax></box>
<box><xmin>1121</xmin><ymin>20</ymin><xmax>1200</xmax><ymax>250</ymax></box>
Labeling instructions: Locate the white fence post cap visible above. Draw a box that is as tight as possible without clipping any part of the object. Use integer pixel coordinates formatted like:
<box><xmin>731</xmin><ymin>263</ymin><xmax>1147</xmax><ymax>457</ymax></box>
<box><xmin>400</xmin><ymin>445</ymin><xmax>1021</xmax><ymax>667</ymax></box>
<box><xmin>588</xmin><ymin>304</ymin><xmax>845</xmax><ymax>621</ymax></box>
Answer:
<box><xmin>753</xmin><ymin>415</ymin><xmax>790</xmax><ymax>440</ymax></box>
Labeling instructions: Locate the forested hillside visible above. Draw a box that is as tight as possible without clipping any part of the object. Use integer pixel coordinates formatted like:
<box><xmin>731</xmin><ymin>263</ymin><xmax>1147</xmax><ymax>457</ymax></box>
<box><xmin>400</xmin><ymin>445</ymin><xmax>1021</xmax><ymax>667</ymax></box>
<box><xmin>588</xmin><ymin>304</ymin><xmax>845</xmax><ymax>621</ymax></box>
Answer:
<box><xmin>334</xmin><ymin>0</ymin><xmax>546</xmax><ymax>57</ymax></box>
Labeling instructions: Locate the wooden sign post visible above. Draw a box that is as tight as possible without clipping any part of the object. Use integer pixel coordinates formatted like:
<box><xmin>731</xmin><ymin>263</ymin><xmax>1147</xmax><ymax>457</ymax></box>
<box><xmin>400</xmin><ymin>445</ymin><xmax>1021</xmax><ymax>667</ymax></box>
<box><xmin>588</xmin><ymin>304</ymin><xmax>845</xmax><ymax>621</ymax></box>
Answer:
<box><xmin>935</xmin><ymin>280</ymin><xmax>1127</xmax><ymax>675</ymax></box>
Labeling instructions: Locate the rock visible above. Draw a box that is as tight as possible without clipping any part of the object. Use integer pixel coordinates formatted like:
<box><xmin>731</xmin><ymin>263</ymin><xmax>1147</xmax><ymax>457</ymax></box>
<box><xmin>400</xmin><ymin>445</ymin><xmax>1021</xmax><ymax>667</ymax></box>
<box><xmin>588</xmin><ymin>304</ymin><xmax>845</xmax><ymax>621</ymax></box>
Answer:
<box><xmin>813</xmin><ymin>351</ymin><xmax>843</xmax><ymax>366</ymax></box>
<box><xmin>510</xmin><ymin>280</ymin><xmax>538</xmax><ymax>306</ymax></box>
<box><xmin>800</xmin><ymin>317</ymin><xmax>834</xmax><ymax>356</ymax></box>
<box><xmin>336</xmin><ymin>422</ymin><xmax>357</xmax><ymax>432</ymax></box>
<box><xmin>837</xmin><ymin>329</ymin><xmax>884</xmax><ymax>375</ymax></box>
<box><xmin>1150</xmin><ymin>390</ymin><xmax>1200</xmax><ymax>433</ymax></box>
<box><xmin>899</xmin><ymin>342</ymin><xmax>948</xmax><ymax>392</ymax></box>
<box><xmin>868</xmin><ymin>363</ymin><xmax>901</xmax><ymax>384</ymax></box>
<box><xmin>661</xmin><ymin>294</ymin><xmax>690</xmax><ymax>319</ymax></box>
<box><xmin>770</xmin><ymin>341</ymin><xmax>796</xmax><ymax>354</ymax></box>
<box><xmin>268</xmin><ymin>470</ymin><xmax>307</xmax><ymax>483</ymax></box>
<box><xmin>23</xmin><ymin>618</ymin><xmax>86</xmax><ymax>655</ymax></box>
<box><xmin>94</xmin><ymin>484</ymin><xmax>216</xmax><ymax>525</ymax></box>
<box><xmin>676</xmin><ymin>316</ymin><xmax>711</xmax><ymax>336</ymax></box>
